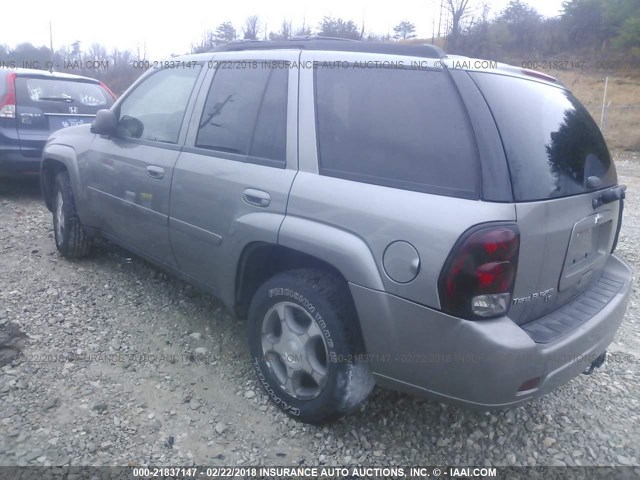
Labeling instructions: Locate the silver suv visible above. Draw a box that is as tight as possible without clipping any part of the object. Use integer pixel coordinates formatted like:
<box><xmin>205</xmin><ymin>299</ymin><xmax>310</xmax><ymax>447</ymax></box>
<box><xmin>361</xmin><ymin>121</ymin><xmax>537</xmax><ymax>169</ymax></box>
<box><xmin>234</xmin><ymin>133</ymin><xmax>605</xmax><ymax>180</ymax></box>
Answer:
<box><xmin>40</xmin><ymin>38</ymin><xmax>632</xmax><ymax>423</ymax></box>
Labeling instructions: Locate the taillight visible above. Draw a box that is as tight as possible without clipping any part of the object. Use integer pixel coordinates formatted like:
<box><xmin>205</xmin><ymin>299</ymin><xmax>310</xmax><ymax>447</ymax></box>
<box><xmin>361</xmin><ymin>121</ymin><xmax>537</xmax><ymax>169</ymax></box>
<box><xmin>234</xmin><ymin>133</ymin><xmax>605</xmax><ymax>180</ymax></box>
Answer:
<box><xmin>439</xmin><ymin>224</ymin><xmax>520</xmax><ymax>319</ymax></box>
<box><xmin>99</xmin><ymin>81</ymin><xmax>117</xmax><ymax>101</ymax></box>
<box><xmin>0</xmin><ymin>72</ymin><xmax>17</xmax><ymax>118</ymax></box>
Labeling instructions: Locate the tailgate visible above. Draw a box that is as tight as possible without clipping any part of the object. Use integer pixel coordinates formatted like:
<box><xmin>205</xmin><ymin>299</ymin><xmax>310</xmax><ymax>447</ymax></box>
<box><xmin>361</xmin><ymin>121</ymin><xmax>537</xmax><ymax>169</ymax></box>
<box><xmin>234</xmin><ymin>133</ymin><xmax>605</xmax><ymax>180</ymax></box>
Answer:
<box><xmin>15</xmin><ymin>75</ymin><xmax>113</xmax><ymax>151</ymax></box>
<box><xmin>513</xmin><ymin>193</ymin><xmax>621</xmax><ymax>324</ymax></box>
<box><xmin>469</xmin><ymin>71</ymin><xmax>622</xmax><ymax>325</ymax></box>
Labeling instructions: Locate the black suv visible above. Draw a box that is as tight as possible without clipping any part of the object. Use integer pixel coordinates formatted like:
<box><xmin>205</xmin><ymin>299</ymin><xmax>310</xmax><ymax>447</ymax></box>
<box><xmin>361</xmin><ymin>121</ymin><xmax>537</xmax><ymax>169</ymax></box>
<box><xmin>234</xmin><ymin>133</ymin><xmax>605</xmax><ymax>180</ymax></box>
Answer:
<box><xmin>0</xmin><ymin>68</ymin><xmax>115</xmax><ymax>176</ymax></box>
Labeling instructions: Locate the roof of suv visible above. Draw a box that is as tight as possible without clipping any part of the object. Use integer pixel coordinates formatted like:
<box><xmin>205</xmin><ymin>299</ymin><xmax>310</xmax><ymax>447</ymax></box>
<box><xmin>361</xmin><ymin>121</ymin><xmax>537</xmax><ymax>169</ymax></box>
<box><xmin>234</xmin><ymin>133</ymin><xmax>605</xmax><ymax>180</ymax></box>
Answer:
<box><xmin>0</xmin><ymin>67</ymin><xmax>101</xmax><ymax>83</ymax></box>
<box><xmin>171</xmin><ymin>35</ymin><xmax>566</xmax><ymax>88</ymax></box>
<box><xmin>182</xmin><ymin>36</ymin><xmax>560</xmax><ymax>86</ymax></box>
<box><xmin>213</xmin><ymin>36</ymin><xmax>445</xmax><ymax>59</ymax></box>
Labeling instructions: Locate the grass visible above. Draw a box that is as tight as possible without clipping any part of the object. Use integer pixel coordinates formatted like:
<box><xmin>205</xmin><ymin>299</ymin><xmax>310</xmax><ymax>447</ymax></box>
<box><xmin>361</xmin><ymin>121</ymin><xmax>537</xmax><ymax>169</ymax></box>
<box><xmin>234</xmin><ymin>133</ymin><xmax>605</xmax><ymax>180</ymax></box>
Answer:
<box><xmin>551</xmin><ymin>68</ymin><xmax>640</xmax><ymax>152</ymax></box>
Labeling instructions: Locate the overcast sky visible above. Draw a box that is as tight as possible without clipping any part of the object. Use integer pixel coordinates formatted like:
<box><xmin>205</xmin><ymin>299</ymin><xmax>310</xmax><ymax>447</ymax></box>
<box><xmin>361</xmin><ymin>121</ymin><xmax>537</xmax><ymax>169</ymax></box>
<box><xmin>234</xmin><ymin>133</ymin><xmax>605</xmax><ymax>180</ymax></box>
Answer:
<box><xmin>3</xmin><ymin>0</ymin><xmax>565</xmax><ymax>59</ymax></box>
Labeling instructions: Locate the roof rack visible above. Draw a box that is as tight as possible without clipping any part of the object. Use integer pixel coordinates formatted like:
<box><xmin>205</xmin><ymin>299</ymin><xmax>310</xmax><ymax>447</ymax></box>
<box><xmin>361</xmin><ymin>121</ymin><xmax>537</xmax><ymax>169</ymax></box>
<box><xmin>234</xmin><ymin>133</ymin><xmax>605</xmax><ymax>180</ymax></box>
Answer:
<box><xmin>214</xmin><ymin>36</ymin><xmax>445</xmax><ymax>59</ymax></box>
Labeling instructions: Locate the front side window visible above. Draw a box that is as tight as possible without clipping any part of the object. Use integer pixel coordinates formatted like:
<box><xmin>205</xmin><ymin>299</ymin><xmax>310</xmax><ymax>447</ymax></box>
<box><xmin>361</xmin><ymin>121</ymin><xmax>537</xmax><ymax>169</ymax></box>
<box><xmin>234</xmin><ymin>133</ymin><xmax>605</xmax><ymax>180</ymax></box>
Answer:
<box><xmin>196</xmin><ymin>64</ymin><xmax>288</xmax><ymax>164</ymax></box>
<box><xmin>117</xmin><ymin>66</ymin><xmax>202</xmax><ymax>144</ymax></box>
<box><xmin>314</xmin><ymin>66</ymin><xmax>479</xmax><ymax>198</ymax></box>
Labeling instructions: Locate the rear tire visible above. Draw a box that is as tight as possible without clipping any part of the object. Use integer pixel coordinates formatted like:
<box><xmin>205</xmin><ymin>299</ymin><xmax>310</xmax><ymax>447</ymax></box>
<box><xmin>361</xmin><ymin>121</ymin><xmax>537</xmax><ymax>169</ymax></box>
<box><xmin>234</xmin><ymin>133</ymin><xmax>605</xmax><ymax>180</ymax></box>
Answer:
<box><xmin>52</xmin><ymin>171</ymin><xmax>92</xmax><ymax>258</ymax></box>
<box><xmin>248</xmin><ymin>268</ymin><xmax>375</xmax><ymax>424</ymax></box>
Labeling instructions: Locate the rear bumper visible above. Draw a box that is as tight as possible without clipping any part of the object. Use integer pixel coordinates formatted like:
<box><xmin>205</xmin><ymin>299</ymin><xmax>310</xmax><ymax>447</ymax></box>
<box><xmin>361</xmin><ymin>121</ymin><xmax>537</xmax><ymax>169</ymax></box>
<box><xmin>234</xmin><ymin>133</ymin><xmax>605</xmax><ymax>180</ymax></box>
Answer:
<box><xmin>0</xmin><ymin>145</ymin><xmax>42</xmax><ymax>175</ymax></box>
<box><xmin>350</xmin><ymin>254</ymin><xmax>632</xmax><ymax>409</ymax></box>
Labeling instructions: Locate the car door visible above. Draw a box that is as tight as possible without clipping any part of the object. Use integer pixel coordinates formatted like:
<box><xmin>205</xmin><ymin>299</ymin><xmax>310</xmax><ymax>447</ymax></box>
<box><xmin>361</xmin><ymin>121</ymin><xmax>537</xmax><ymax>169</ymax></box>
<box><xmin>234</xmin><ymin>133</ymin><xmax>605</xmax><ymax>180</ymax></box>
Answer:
<box><xmin>169</xmin><ymin>52</ymin><xmax>298</xmax><ymax>300</ymax></box>
<box><xmin>84</xmin><ymin>65</ymin><xmax>204</xmax><ymax>267</ymax></box>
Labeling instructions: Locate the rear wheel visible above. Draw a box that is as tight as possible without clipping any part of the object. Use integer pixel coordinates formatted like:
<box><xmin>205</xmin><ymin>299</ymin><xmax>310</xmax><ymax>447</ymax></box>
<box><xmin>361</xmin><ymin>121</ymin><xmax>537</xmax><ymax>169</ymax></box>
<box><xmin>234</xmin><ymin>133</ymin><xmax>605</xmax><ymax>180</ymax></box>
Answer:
<box><xmin>248</xmin><ymin>269</ymin><xmax>374</xmax><ymax>424</ymax></box>
<box><xmin>52</xmin><ymin>171</ymin><xmax>92</xmax><ymax>258</ymax></box>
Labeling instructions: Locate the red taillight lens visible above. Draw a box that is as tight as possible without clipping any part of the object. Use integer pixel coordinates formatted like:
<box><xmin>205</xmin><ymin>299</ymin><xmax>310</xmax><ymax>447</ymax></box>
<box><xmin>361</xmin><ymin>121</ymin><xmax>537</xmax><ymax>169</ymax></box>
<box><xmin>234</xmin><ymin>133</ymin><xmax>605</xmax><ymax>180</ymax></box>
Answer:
<box><xmin>439</xmin><ymin>224</ymin><xmax>520</xmax><ymax>319</ymax></box>
<box><xmin>0</xmin><ymin>72</ymin><xmax>17</xmax><ymax>119</ymax></box>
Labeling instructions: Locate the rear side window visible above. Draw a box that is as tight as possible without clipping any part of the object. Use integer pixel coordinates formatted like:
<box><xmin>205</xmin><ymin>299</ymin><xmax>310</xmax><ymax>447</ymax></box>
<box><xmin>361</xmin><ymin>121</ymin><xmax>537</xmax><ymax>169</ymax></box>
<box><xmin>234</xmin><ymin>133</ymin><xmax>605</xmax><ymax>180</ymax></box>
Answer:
<box><xmin>196</xmin><ymin>64</ymin><xmax>288</xmax><ymax>165</ymax></box>
<box><xmin>314</xmin><ymin>67</ymin><xmax>478</xmax><ymax>198</ymax></box>
<box><xmin>16</xmin><ymin>77</ymin><xmax>113</xmax><ymax>109</ymax></box>
<box><xmin>471</xmin><ymin>73</ymin><xmax>616</xmax><ymax>201</ymax></box>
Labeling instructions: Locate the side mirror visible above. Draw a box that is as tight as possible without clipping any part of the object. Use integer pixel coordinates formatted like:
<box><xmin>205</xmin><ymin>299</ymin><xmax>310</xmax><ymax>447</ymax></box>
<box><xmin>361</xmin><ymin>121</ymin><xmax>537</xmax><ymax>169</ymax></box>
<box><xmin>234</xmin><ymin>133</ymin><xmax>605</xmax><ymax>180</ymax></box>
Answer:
<box><xmin>91</xmin><ymin>109</ymin><xmax>117</xmax><ymax>136</ymax></box>
<box><xmin>118</xmin><ymin>115</ymin><xmax>144</xmax><ymax>139</ymax></box>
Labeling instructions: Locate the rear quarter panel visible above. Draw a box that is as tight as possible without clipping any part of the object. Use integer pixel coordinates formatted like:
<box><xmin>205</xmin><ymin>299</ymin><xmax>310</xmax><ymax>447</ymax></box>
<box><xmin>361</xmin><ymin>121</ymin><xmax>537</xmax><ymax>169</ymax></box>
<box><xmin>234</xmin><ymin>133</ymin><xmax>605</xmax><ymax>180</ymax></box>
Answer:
<box><xmin>283</xmin><ymin>173</ymin><xmax>516</xmax><ymax>308</ymax></box>
<box><xmin>286</xmin><ymin>51</ymin><xmax>517</xmax><ymax>308</ymax></box>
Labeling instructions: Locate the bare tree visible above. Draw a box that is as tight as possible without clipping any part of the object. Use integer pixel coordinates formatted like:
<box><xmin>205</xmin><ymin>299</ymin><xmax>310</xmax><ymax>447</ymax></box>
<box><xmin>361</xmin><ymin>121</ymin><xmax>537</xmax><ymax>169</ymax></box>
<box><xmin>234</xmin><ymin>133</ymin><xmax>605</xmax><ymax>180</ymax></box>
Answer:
<box><xmin>269</xmin><ymin>20</ymin><xmax>293</xmax><ymax>41</ymax></box>
<box><xmin>87</xmin><ymin>43</ymin><xmax>108</xmax><ymax>63</ymax></box>
<box><xmin>243</xmin><ymin>15</ymin><xmax>260</xmax><ymax>40</ymax></box>
<box><xmin>445</xmin><ymin>0</ymin><xmax>474</xmax><ymax>51</ymax></box>
<box><xmin>295</xmin><ymin>18</ymin><xmax>312</xmax><ymax>36</ymax></box>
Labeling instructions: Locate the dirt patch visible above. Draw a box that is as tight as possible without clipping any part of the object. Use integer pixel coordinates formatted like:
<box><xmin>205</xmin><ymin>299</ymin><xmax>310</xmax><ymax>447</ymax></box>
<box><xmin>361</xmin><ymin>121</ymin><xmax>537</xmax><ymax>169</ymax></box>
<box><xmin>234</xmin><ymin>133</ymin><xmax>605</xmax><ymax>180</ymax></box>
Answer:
<box><xmin>553</xmin><ymin>69</ymin><xmax>640</xmax><ymax>151</ymax></box>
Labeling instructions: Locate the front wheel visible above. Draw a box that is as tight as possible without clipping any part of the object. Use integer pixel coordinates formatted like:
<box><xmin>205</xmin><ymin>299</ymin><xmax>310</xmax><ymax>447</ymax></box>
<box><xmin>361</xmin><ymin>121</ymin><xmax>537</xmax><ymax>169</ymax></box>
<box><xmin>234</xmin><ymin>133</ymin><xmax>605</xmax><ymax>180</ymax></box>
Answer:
<box><xmin>247</xmin><ymin>269</ymin><xmax>375</xmax><ymax>424</ymax></box>
<box><xmin>52</xmin><ymin>171</ymin><xmax>92</xmax><ymax>258</ymax></box>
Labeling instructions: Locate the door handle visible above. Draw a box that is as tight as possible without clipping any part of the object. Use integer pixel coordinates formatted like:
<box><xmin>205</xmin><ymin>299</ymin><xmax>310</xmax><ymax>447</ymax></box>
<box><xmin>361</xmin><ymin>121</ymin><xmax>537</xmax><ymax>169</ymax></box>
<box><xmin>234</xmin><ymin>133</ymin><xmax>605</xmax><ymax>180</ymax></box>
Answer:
<box><xmin>243</xmin><ymin>189</ymin><xmax>271</xmax><ymax>207</ymax></box>
<box><xmin>146</xmin><ymin>165</ymin><xmax>165</xmax><ymax>179</ymax></box>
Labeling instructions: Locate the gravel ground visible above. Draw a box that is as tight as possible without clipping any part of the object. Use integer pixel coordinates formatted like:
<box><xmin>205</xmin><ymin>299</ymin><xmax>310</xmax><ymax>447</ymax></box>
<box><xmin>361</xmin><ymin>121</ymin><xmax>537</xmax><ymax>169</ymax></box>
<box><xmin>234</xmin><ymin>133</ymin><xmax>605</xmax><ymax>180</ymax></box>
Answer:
<box><xmin>0</xmin><ymin>152</ymin><xmax>639</xmax><ymax>467</ymax></box>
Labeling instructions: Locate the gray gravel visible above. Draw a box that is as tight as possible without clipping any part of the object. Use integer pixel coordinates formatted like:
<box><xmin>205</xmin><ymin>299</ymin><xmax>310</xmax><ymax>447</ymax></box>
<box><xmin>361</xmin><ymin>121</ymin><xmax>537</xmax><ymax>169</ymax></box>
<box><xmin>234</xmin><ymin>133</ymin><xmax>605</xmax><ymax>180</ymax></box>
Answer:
<box><xmin>0</xmin><ymin>152</ymin><xmax>639</xmax><ymax>467</ymax></box>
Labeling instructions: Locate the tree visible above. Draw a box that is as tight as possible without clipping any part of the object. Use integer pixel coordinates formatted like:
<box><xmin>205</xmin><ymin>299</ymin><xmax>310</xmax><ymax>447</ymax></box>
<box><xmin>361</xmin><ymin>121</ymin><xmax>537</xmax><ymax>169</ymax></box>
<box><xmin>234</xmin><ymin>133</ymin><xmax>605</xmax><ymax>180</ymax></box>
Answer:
<box><xmin>191</xmin><ymin>31</ymin><xmax>216</xmax><ymax>53</ymax></box>
<box><xmin>70</xmin><ymin>41</ymin><xmax>82</xmax><ymax>61</ymax></box>
<box><xmin>214</xmin><ymin>22</ymin><xmax>237</xmax><ymax>43</ymax></box>
<box><xmin>87</xmin><ymin>43</ymin><xmax>108</xmax><ymax>62</ymax></box>
<box><xmin>614</xmin><ymin>16</ymin><xmax>640</xmax><ymax>54</ymax></box>
<box><xmin>561</xmin><ymin>0</ymin><xmax>607</xmax><ymax>48</ymax></box>
<box><xmin>603</xmin><ymin>0</ymin><xmax>640</xmax><ymax>53</ymax></box>
<box><xmin>498</xmin><ymin>0</ymin><xmax>542</xmax><ymax>51</ymax></box>
<box><xmin>295</xmin><ymin>19</ymin><xmax>312</xmax><ymax>37</ymax></box>
<box><xmin>6</xmin><ymin>43</ymin><xmax>52</xmax><ymax>68</ymax></box>
<box><xmin>269</xmin><ymin>20</ymin><xmax>293</xmax><ymax>41</ymax></box>
<box><xmin>457</xmin><ymin>3</ymin><xmax>492</xmax><ymax>57</ymax></box>
<box><xmin>243</xmin><ymin>15</ymin><xmax>260</xmax><ymax>40</ymax></box>
<box><xmin>445</xmin><ymin>0</ymin><xmax>475</xmax><ymax>51</ymax></box>
<box><xmin>317</xmin><ymin>17</ymin><xmax>361</xmax><ymax>40</ymax></box>
<box><xmin>393</xmin><ymin>21</ymin><xmax>416</xmax><ymax>40</ymax></box>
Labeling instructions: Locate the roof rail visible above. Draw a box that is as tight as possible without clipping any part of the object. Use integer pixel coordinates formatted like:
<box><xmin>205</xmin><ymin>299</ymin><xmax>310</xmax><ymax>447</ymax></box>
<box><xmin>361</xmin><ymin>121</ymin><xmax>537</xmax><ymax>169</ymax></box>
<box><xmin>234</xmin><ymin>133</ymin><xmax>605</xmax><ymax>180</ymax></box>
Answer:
<box><xmin>214</xmin><ymin>36</ymin><xmax>445</xmax><ymax>58</ymax></box>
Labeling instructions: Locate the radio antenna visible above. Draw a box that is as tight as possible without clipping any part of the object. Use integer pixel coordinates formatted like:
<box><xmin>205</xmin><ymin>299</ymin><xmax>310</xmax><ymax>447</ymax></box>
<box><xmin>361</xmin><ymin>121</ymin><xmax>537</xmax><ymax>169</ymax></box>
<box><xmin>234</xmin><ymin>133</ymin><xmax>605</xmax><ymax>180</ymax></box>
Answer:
<box><xmin>49</xmin><ymin>21</ymin><xmax>54</xmax><ymax>72</ymax></box>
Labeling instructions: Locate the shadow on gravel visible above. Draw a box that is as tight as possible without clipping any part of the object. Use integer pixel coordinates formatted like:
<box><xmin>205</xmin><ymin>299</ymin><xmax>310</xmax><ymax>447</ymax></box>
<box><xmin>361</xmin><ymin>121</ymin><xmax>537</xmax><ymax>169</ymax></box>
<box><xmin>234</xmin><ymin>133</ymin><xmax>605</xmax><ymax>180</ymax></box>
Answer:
<box><xmin>0</xmin><ymin>321</ymin><xmax>27</xmax><ymax>367</ymax></box>
<box><xmin>0</xmin><ymin>176</ymin><xmax>42</xmax><ymax>200</ymax></box>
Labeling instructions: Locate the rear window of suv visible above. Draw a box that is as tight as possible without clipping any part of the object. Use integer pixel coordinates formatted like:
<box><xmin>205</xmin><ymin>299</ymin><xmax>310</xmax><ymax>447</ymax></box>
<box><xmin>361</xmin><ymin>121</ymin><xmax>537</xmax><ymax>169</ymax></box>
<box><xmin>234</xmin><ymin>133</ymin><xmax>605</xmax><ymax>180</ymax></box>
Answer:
<box><xmin>314</xmin><ymin>66</ymin><xmax>479</xmax><ymax>198</ymax></box>
<box><xmin>471</xmin><ymin>73</ymin><xmax>617</xmax><ymax>202</ymax></box>
<box><xmin>16</xmin><ymin>77</ymin><xmax>112</xmax><ymax>109</ymax></box>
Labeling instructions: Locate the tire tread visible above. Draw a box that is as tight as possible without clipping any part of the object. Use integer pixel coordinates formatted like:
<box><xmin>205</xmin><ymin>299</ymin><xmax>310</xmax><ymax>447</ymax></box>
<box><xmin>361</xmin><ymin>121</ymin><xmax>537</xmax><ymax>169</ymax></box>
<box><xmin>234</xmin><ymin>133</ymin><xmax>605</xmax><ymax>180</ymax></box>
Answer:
<box><xmin>54</xmin><ymin>171</ymin><xmax>92</xmax><ymax>258</ymax></box>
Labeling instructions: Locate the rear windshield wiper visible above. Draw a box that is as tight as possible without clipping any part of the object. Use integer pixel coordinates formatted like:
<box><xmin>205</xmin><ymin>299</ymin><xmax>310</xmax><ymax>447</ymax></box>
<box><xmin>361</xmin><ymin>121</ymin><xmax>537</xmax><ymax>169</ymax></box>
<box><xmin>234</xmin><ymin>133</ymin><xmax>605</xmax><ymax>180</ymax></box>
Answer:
<box><xmin>37</xmin><ymin>96</ymin><xmax>75</xmax><ymax>103</ymax></box>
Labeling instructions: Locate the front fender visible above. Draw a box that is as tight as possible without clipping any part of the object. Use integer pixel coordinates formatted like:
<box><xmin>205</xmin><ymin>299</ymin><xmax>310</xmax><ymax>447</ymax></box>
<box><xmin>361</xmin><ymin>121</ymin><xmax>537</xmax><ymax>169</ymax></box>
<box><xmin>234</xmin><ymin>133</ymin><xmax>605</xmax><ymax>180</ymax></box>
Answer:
<box><xmin>278</xmin><ymin>216</ymin><xmax>385</xmax><ymax>291</ymax></box>
<box><xmin>41</xmin><ymin>144</ymin><xmax>81</xmax><ymax>211</ymax></box>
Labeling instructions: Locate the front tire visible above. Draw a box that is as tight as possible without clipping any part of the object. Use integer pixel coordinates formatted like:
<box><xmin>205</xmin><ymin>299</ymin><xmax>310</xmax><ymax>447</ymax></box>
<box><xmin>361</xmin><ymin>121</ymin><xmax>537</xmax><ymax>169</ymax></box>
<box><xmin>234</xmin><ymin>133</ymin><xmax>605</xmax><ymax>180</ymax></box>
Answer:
<box><xmin>248</xmin><ymin>269</ymin><xmax>374</xmax><ymax>424</ymax></box>
<box><xmin>52</xmin><ymin>171</ymin><xmax>92</xmax><ymax>258</ymax></box>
